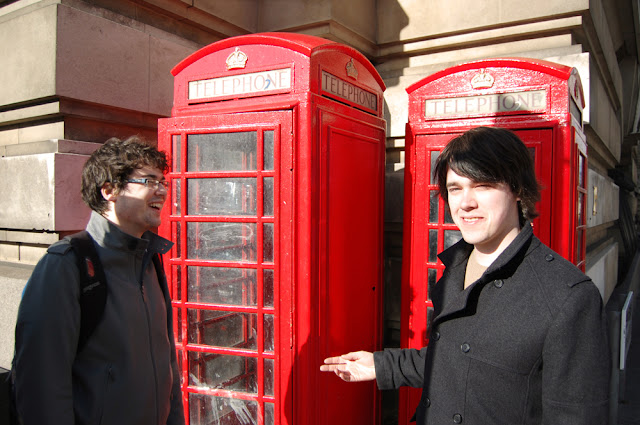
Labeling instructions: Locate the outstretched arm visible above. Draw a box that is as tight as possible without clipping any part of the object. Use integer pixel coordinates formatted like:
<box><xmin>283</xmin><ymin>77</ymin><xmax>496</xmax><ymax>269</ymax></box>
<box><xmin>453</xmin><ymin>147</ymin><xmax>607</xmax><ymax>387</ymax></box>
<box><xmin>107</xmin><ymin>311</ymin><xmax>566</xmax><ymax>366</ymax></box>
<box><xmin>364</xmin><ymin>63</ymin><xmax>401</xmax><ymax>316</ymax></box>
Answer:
<box><xmin>320</xmin><ymin>351</ymin><xmax>376</xmax><ymax>382</ymax></box>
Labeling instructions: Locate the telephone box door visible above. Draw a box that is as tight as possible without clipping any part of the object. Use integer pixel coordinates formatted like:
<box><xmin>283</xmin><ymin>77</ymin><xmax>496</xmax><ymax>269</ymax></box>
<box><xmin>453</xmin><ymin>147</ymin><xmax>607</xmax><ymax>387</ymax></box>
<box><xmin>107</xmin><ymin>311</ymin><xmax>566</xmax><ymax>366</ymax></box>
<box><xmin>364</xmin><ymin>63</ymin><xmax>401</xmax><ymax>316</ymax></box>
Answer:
<box><xmin>159</xmin><ymin>110</ymin><xmax>294</xmax><ymax>425</ymax></box>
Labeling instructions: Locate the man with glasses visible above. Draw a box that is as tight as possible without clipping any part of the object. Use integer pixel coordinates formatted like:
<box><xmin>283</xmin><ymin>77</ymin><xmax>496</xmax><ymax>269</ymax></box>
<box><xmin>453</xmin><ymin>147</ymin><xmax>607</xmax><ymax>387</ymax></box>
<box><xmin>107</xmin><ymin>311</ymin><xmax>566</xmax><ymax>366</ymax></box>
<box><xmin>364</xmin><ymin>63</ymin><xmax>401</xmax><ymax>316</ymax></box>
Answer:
<box><xmin>13</xmin><ymin>137</ymin><xmax>185</xmax><ymax>425</ymax></box>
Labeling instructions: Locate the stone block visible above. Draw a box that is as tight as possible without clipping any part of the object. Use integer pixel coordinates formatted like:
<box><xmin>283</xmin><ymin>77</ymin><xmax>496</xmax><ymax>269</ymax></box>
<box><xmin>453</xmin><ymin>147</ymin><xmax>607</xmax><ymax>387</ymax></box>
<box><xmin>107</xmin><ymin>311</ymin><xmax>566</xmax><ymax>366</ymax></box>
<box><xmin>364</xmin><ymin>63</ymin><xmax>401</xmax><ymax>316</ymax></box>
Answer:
<box><xmin>19</xmin><ymin>244</ymin><xmax>48</xmax><ymax>265</ymax></box>
<box><xmin>589</xmin><ymin>63</ymin><xmax>622</xmax><ymax>162</ymax></box>
<box><xmin>376</xmin><ymin>0</ymin><xmax>588</xmax><ymax>44</ymax></box>
<box><xmin>0</xmin><ymin>4</ymin><xmax>57</xmax><ymax>107</ymax></box>
<box><xmin>259</xmin><ymin>0</ymin><xmax>331</xmax><ymax>31</ymax></box>
<box><xmin>0</xmin><ymin>128</ymin><xmax>19</xmax><ymax>147</ymax></box>
<box><xmin>0</xmin><ymin>243</ymin><xmax>19</xmax><ymax>263</ymax></box>
<box><xmin>0</xmin><ymin>149</ymin><xmax>97</xmax><ymax>232</ymax></box>
<box><xmin>149</xmin><ymin>36</ymin><xmax>198</xmax><ymax>116</ymax></box>
<box><xmin>56</xmin><ymin>5</ymin><xmax>151</xmax><ymax>113</ymax></box>
<box><xmin>18</xmin><ymin>121</ymin><xmax>65</xmax><ymax>145</ymax></box>
<box><xmin>587</xmin><ymin>169</ymin><xmax>620</xmax><ymax>227</ymax></box>
<box><xmin>586</xmin><ymin>241</ymin><xmax>619</xmax><ymax>303</ymax></box>
<box><xmin>2</xmin><ymin>230</ymin><xmax>58</xmax><ymax>245</ymax></box>
<box><xmin>193</xmin><ymin>0</ymin><xmax>258</xmax><ymax>32</ymax></box>
<box><xmin>0</xmin><ymin>262</ymin><xmax>33</xmax><ymax>369</ymax></box>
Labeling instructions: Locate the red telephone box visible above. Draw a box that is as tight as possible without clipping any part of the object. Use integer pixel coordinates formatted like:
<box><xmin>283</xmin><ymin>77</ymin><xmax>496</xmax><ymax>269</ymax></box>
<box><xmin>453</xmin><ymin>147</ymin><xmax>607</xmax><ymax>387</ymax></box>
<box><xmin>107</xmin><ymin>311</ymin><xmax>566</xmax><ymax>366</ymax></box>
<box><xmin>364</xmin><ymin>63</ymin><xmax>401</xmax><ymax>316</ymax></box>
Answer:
<box><xmin>398</xmin><ymin>58</ymin><xmax>587</xmax><ymax>424</ymax></box>
<box><xmin>157</xmin><ymin>33</ymin><xmax>386</xmax><ymax>425</ymax></box>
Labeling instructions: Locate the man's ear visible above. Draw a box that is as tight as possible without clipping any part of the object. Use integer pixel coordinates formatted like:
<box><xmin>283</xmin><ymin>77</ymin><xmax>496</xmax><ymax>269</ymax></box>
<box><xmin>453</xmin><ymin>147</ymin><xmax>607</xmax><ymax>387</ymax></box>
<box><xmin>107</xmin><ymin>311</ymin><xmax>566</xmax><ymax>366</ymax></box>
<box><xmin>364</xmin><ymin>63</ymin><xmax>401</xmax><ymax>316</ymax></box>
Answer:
<box><xmin>101</xmin><ymin>182</ymin><xmax>118</xmax><ymax>202</ymax></box>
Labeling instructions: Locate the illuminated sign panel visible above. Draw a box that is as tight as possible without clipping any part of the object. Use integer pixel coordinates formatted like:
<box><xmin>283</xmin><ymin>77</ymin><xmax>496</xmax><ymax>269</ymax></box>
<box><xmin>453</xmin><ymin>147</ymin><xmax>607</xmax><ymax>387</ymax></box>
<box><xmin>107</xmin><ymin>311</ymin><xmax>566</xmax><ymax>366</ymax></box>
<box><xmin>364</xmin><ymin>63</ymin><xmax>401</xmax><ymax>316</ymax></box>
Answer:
<box><xmin>189</xmin><ymin>68</ymin><xmax>292</xmax><ymax>100</ymax></box>
<box><xmin>424</xmin><ymin>89</ymin><xmax>547</xmax><ymax>119</ymax></box>
<box><xmin>321</xmin><ymin>71</ymin><xmax>378</xmax><ymax>113</ymax></box>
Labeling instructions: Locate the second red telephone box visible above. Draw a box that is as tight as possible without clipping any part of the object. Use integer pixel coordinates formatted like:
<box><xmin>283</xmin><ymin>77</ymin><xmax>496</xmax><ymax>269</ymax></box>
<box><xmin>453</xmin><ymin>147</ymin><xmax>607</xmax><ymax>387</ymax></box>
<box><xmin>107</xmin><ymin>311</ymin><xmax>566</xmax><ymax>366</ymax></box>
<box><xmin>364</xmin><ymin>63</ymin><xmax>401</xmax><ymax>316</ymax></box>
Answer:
<box><xmin>398</xmin><ymin>58</ymin><xmax>587</xmax><ymax>424</ymax></box>
<box><xmin>158</xmin><ymin>33</ymin><xmax>386</xmax><ymax>425</ymax></box>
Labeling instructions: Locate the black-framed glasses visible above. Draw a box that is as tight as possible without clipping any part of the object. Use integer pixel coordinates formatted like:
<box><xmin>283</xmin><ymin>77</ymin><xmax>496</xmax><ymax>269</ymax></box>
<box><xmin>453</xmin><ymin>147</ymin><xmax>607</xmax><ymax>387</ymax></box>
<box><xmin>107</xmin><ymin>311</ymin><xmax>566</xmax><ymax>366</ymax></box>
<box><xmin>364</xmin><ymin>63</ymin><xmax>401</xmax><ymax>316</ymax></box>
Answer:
<box><xmin>126</xmin><ymin>178</ymin><xmax>169</xmax><ymax>190</ymax></box>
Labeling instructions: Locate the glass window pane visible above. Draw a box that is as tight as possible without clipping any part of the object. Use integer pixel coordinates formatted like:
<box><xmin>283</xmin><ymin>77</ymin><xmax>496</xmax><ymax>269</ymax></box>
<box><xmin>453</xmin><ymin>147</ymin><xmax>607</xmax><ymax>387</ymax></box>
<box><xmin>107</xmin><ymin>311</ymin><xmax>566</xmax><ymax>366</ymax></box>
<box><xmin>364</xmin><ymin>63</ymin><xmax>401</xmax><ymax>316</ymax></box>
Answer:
<box><xmin>429</xmin><ymin>191</ymin><xmax>439</xmax><ymax>223</ymax></box>
<box><xmin>172</xmin><ymin>221</ymin><xmax>181</xmax><ymax>258</ymax></box>
<box><xmin>264</xmin><ymin>314</ymin><xmax>274</xmax><ymax>352</ymax></box>
<box><xmin>263</xmin><ymin>223</ymin><xmax>274</xmax><ymax>263</ymax></box>
<box><xmin>264</xmin><ymin>131</ymin><xmax>274</xmax><ymax>170</ymax></box>
<box><xmin>430</xmin><ymin>151</ymin><xmax>439</xmax><ymax>184</ymax></box>
<box><xmin>579</xmin><ymin>154</ymin><xmax>585</xmax><ymax>188</ymax></box>
<box><xmin>265</xmin><ymin>402</ymin><xmax>275</xmax><ymax>425</ymax></box>
<box><xmin>264</xmin><ymin>358</ymin><xmax>274</xmax><ymax>396</ymax></box>
<box><xmin>577</xmin><ymin>192</ymin><xmax>584</xmax><ymax>226</ymax></box>
<box><xmin>188</xmin><ymin>309</ymin><xmax>257</xmax><ymax>350</ymax></box>
<box><xmin>444</xmin><ymin>230</ymin><xmax>462</xmax><ymax>250</ymax></box>
<box><xmin>576</xmin><ymin>229</ymin><xmax>583</xmax><ymax>263</ymax></box>
<box><xmin>175</xmin><ymin>308</ymin><xmax>182</xmax><ymax>343</ymax></box>
<box><xmin>172</xmin><ymin>265</ymin><xmax>182</xmax><ymax>301</ymax></box>
<box><xmin>428</xmin><ymin>229</ymin><xmax>438</xmax><ymax>263</ymax></box>
<box><xmin>177</xmin><ymin>350</ymin><xmax>184</xmax><ymax>384</ymax></box>
<box><xmin>264</xmin><ymin>177</ymin><xmax>274</xmax><ymax>217</ymax></box>
<box><xmin>172</xmin><ymin>135</ymin><xmax>181</xmax><ymax>173</ymax></box>
<box><xmin>188</xmin><ymin>351</ymin><xmax>257</xmax><ymax>393</ymax></box>
<box><xmin>263</xmin><ymin>269</ymin><xmax>274</xmax><ymax>308</ymax></box>
<box><xmin>188</xmin><ymin>267</ymin><xmax>257</xmax><ymax>306</ymax></box>
<box><xmin>187</xmin><ymin>132</ymin><xmax>257</xmax><ymax>171</ymax></box>
<box><xmin>189</xmin><ymin>393</ymin><xmax>258</xmax><ymax>425</ymax></box>
<box><xmin>188</xmin><ymin>178</ymin><xmax>257</xmax><ymax>216</ymax></box>
<box><xmin>172</xmin><ymin>179</ymin><xmax>181</xmax><ymax>215</ymax></box>
<box><xmin>187</xmin><ymin>222</ymin><xmax>257</xmax><ymax>261</ymax></box>
<box><xmin>444</xmin><ymin>207</ymin><xmax>454</xmax><ymax>224</ymax></box>
<box><xmin>428</xmin><ymin>268</ymin><xmax>437</xmax><ymax>290</ymax></box>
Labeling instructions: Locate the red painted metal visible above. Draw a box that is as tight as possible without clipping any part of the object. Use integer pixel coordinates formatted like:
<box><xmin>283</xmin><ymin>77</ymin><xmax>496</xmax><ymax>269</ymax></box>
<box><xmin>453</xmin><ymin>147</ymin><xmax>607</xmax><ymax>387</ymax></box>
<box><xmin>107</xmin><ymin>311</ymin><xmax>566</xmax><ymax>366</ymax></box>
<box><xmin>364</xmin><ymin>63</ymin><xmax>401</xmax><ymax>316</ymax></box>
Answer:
<box><xmin>399</xmin><ymin>58</ymin><xmax>587</xmax><ymax>425</ymax></box>
<box><xmin>159</xmin><ymin>32</ymin><xmax>386</xmax><ymax>425</ymax></box>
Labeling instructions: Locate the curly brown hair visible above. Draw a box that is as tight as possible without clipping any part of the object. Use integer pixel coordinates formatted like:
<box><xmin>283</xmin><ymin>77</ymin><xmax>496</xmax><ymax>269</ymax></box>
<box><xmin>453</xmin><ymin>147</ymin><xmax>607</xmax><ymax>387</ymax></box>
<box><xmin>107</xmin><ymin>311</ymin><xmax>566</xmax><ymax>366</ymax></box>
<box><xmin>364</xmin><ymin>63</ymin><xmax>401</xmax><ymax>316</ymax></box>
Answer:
<box><xmin>81</xmin><ymin>136</ymin><xmax>169</xmax><ymax>214</ymax></box>
<box><xmin>434</xmin><ymin>126</ymin><xmax>541</xmax><ymax>225</ymax></box>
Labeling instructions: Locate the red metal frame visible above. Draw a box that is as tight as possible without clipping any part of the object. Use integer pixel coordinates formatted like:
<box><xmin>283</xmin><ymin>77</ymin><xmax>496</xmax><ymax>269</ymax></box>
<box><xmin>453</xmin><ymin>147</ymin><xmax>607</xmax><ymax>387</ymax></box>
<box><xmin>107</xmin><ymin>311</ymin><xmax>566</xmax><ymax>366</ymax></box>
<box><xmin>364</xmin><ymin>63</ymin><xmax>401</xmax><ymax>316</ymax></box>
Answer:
<box><xmin>399</xmin><ymin>58</ymin><xmax>587</xmax><ymax>424</ymax></box>
<box><xmin>160</xmin><ymin>112</ymin><xmax>293</xmax><ymax>425</ymax></box>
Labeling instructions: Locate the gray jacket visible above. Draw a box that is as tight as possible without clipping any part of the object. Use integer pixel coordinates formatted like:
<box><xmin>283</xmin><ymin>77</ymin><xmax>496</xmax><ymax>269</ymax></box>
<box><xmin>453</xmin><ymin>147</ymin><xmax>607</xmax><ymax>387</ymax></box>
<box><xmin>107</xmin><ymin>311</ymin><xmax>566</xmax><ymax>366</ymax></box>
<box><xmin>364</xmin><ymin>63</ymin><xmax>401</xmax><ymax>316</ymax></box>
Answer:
<box><xmin>14</xmin><ymin>212</ymin><xmax>185</xmax><ymax>425</ymax></box>
<box><xmin>374</xmin><ymin>223</ymin><xmax>610</xmax><ymax>425</ymax></box>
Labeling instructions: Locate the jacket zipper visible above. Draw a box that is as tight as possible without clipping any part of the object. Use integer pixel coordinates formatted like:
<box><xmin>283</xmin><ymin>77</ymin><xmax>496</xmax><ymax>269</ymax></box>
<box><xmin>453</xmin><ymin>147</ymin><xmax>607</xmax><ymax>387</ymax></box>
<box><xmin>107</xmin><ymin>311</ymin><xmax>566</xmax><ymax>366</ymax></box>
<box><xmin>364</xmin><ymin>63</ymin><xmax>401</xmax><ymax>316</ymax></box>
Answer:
<box><xmin>140</xmin><ymin>274</ymin><xmax>160</xmax><ymax>425</ymax></box>
<box><xmin>98</xmin><ymin>365</ymin><xmax>113</xmax><ymax>425</ymax></box>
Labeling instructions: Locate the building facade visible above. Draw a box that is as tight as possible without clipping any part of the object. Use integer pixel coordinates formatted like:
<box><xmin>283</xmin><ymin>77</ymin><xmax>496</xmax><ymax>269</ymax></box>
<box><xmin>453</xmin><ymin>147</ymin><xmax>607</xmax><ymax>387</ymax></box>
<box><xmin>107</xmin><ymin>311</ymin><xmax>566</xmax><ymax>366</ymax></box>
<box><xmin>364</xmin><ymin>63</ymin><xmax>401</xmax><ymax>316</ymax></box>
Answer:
<box><xmin>1</xmin><ymin>0</ymin><xmax>638</xmax><ymax>422</ymax></box>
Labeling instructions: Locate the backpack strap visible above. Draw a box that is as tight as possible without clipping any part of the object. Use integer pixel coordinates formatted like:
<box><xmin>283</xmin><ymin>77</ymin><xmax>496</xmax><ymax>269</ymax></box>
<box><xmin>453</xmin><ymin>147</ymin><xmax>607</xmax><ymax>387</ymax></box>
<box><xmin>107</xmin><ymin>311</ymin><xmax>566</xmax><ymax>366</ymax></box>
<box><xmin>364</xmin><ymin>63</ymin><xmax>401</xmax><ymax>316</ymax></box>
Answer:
<box><xmin>65</xmin><ymin>231</ymin><xmax>108</xmax><ymax>353</ymax></box>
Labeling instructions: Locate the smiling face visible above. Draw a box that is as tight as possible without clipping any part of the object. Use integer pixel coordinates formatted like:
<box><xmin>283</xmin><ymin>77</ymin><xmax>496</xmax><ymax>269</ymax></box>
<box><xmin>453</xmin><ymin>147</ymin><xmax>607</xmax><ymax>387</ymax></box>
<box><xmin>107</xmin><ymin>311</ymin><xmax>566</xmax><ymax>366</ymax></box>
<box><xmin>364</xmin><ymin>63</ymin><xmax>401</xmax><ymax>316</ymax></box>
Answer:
<box><xmin>101</xmin><ymin>165</ymin><xmax>167</xmax><ymax>238</ymax></box>
<box><xmin>446</xmin><ymin>168</ymin><xmax>521</xmax><ymax>258</ymax></box>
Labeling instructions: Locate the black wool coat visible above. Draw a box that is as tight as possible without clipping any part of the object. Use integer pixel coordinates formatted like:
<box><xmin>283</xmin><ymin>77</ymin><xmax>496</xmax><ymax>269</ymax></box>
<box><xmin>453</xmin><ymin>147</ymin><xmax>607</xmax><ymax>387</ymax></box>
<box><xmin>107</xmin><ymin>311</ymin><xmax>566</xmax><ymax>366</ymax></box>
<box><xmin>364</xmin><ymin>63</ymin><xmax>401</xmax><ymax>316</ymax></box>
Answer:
<box><xmin>374</xmin><ymin>223</ymin><xmax>611</xmax><ymax>425</ymax></box>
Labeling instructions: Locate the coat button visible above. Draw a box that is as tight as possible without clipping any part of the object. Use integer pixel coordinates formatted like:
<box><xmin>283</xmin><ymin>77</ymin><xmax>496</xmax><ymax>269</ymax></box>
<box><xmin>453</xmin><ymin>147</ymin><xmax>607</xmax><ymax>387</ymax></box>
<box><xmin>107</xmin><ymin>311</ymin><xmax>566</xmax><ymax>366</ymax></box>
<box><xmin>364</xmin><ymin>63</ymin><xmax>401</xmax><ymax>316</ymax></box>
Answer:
<box><xmin>545</xmin><ymin>254</ymin><xmax>554</xmax><ymax>262</ymax></box>
<box><xmin>432</xmin><ymin>331</ymin><xmax>440</xmax><ymax>341</ymax></box>
<box><xmin>425</xmin><ymin>397</ymin><xmax>431</xmax><ymax>407</ymax></box>
<box><xmin>461</xmin><ymin>343</ymin><xmax>471</xmax><ymax>353</ymax></box>
<box><xmin>494</xmin><ymin>279</ymin><xmax>504</xmax><ymax>288</ymax></box>
<box><xmin>453</xmin><ymin>413</ymin><xmax>463</xmax><ymax>423</ymax></box>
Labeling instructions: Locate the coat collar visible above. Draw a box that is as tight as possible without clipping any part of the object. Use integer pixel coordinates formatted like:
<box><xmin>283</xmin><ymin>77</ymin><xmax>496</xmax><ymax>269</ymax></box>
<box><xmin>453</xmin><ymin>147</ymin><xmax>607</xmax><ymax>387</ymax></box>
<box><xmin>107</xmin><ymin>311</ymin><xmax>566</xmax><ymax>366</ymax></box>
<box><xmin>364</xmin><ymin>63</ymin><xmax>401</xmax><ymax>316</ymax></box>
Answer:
<box><xmin>438</xmin><ymin>222</ymin><xmax>535</xmax><ymax>274</ymax></box>
<box><xmin>87</xmin><ymin>211</ymin><xmax>173</xmax><ymax>255</ymax></box>
<box><xmin>433</xmin><ymin>222</ymin><xmax>536</xmax><ymax>323</ymax></box>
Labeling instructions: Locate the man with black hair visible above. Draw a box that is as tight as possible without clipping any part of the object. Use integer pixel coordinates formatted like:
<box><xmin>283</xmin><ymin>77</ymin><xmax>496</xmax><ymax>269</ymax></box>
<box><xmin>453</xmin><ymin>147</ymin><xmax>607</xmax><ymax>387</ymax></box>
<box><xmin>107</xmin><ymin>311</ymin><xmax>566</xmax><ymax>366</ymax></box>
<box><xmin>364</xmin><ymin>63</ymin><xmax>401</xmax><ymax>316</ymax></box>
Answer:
<box><xmin>321</xmin><ymin>127</ymin><xmax>610</xmax><ymax>425</ymax></box>
<box><xmin>13</xmin><ymin>136</ymin><xmax>185</xmax><ymax>425</ymax></box>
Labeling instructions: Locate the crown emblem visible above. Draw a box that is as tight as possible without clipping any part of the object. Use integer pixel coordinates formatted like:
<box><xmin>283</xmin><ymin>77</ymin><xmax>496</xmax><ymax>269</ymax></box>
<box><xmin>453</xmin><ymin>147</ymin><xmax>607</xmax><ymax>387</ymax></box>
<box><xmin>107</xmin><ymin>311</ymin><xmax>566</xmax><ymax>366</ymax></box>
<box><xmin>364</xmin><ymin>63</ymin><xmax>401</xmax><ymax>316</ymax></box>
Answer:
<box><xmin>226</xmin><ymin>47</ymin><xmax>248</xmax><ymax>70</ymax></box>
<box><xmin>470</xmin><ymin>69</ymin><xmax>494</xmax><ymax>89</ymax></box>
<box><xmin>346</xmin><ymin>58</ymin><xmax>358</xmax><ymax>79</ymax></box>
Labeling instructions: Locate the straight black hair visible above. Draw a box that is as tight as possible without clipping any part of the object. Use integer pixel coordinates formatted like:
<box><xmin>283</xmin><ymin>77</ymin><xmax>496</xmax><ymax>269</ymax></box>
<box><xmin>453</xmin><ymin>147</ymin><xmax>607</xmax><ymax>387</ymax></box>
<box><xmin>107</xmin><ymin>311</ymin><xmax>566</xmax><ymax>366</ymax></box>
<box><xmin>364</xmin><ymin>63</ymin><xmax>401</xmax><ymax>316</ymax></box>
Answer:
<box><xmin>434</xmin><ymin>126</ymin><xmax>541</xmax><ymax>224</ymax></box>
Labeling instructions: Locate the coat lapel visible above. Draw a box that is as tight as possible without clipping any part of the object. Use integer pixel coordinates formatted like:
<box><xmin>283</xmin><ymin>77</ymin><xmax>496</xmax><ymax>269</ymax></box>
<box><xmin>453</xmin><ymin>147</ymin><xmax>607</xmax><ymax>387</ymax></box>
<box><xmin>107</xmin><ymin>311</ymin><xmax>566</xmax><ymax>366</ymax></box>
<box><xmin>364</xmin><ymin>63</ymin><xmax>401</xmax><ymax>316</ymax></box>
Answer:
<box><xmin>433</xmin><ymin>223</ymin><xmax>535</xmax><ymax>324</ymax></box>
